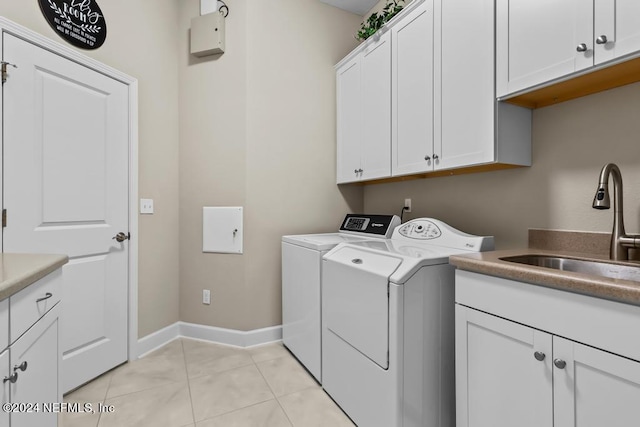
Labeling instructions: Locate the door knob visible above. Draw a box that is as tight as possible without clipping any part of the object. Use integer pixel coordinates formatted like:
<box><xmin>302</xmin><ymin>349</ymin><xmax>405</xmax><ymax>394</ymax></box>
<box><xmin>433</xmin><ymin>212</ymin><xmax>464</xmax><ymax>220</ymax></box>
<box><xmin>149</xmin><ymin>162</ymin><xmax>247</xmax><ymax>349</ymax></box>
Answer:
<box><xmin>576</xmin><ymin>43</ymin><xmax>588</xmax><ymax>52</ymax></box>
<box><xmin>112</xmin><ymin>232</ymin><xmax>130</xmax><ymax>243</ymax></box>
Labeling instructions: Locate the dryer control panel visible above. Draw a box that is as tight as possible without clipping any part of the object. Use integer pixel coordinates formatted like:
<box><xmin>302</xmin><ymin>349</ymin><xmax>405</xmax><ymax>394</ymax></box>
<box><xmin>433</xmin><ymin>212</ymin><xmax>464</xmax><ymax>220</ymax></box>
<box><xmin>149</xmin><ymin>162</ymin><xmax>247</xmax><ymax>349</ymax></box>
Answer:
<box><xmin>397</xmin><ymin>219</ymin><xmax>442</xmax><ymax>240</ymax></box>
<box><xmin>392</xmin><ymin>218</ymin><xmax>495</xmax><ymax>252</ymax></box>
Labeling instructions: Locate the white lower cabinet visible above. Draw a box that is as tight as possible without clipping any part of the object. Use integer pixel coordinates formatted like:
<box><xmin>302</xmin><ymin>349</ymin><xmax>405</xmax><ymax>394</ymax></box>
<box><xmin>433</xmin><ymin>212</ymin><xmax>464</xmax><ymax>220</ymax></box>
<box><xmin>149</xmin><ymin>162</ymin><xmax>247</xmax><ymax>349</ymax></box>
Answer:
<box><xmin>456</xmin><ymin>270</ymin><xmax>640</xmax><ymax>427</ymax></box>
<box><xmin>0</xmin><ymin>268</ymin><xmax>62</xmax><ymax>427</ymax></box>
<box><xmin>9</xmin><ymin>305</ymin><xmax>60</xmax><ymax>427</ymax></box>
<box><xmin>0</xmin><ymin>350</ymin><xmax>9</xmax><ymax>427</ymax></box>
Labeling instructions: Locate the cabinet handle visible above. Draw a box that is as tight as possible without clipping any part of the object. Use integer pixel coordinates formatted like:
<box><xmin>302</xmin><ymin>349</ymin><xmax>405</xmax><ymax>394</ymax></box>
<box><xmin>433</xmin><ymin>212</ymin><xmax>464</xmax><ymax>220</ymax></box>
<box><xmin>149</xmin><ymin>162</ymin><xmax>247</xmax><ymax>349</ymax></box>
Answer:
<box><xmin>358</xmin><ymin>168</ymin><xmax>363</xmax><ymax>173</ymax></box>
<box><xmin>432</xmin><ymin>154</ymin><xmax>439</xmax><ymax>160</ymax></box>
<box><xmin>533</xmin><ymin>351</ymin><xmax>546</xmax><ymax>361</ymax></box>
<box><xmin>596</xmin><ymin>35</ymin><xmax>608</xmax><ymax>44</ymax></box>
<box><xmin>354</xmin><ymin>169</ymin><xmax>358</xmax><ymax>174</ymax></box>
<box><xmin>576</xmin><ymin>43</ymin><xmax>588</xmax><ymax>52</ymax></box>
<box><xmin>553</xmin><ymin>358</ymin><xmax>567</xmax><ymax>369</ymax></box>
<box><xmin>14</xmin><ymin>361</ymin><xmax>27</xmax><ymax>372</ymax></box>
<box><xmin>424</xmin><ymin>155</ymin><xmax>431</xmax><ymax>161</ymax></box>
<box><xmin>3</xmin><ymin>373</ymin><xmax>17</xmax><ymax>384</ymax></box>
<box><xmin>36</xmin><ymin>292</ymin><xmax>53</xmax><ymax>303</ymax></box>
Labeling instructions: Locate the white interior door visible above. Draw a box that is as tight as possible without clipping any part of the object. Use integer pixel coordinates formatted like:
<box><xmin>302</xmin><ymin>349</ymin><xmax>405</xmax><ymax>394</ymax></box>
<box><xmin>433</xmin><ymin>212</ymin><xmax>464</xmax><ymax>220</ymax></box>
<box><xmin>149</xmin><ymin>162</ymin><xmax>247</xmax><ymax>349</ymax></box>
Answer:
<box><xmin>2</xmin><ymin>33</ymin><xmax>129</xmax><ymax>393</ymax></box>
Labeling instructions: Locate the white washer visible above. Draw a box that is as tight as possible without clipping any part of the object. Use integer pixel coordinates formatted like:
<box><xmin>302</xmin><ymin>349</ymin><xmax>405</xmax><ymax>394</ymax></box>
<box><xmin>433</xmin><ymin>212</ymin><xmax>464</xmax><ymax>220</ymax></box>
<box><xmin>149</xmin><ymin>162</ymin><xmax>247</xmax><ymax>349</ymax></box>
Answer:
<box><xmin>282</xmin><ymin>214</ymin><xmax>400</xmax><ymax>383</ymax></box>
<box><xmin>322</xmin><ymin>218</ymin><xmax>494</xmax><ymax>427</ymax></box>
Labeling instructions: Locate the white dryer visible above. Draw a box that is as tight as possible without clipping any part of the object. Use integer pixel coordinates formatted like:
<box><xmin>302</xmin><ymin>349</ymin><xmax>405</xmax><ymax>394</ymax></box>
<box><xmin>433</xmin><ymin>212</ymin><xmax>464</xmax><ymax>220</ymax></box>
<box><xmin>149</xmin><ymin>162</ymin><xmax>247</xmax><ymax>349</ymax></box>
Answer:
<box><xmin>322</xmin><ymin>218</ymin><xmax>494</xmax><ymax>427</ymax></box>
<box><xmin>282</xmin><ymin>214</ymin><xmax>400</xmax><ymax>382</ymax></box>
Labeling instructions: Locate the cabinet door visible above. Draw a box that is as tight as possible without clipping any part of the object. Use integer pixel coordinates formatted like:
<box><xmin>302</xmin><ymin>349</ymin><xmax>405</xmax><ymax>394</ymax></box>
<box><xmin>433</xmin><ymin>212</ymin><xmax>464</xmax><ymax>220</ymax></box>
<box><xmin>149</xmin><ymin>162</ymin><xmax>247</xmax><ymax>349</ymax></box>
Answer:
<box><xmin>391</xmin><ymin>1</ymin><xmax>434</xmax><ymax>176</ymax></box>
<box><xmin>360</xmin><ymin>31</ymin><xmax>391</xmax><ymax>181</ymax></box>
<box><xmin>594</xmin><ymin>0</ymin><xmax>640</xmax><ymax>64</ymax></box>
<box><xmin>336</xmin><ymin>56</ymin><xmax>362</xmax><ymax>184</ymax></box>
<box><xmin>436</xmin><ymin>0</ymin><xmax>495</xmax><ymax>170</ymax></box>
<box><xmin>553</xmin><ymin>337</ymin><xmax>640</xmax><ymax>427</ymax></box>
<box><xmin>496</xmin><ymin>0</ymin><xmax>593</xmax><ymax>97</ymax></box>
<box><xmin>10</xmin><ymin>306</ymin><xmax>59</xmax><ymax>427</ymax></box>
<box><xmin>0</xmin><ymin>349</ymin><xmax>8</xmax><ymax>427</ymax></box>
<box><xmin>455</xmin><ymin>306</ymin><xmax>553</xmax><ymax>427</ymax></box>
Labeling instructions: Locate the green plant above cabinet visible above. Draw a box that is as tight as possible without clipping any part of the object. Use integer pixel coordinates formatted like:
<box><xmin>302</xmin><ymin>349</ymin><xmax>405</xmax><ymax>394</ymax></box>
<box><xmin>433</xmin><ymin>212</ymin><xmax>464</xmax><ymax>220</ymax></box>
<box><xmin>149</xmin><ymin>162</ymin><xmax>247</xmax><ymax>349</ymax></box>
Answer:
<box><xmin>356</xmin><ymin>0</ymin><xmax>405</xmax><ymax>41</ymax></box>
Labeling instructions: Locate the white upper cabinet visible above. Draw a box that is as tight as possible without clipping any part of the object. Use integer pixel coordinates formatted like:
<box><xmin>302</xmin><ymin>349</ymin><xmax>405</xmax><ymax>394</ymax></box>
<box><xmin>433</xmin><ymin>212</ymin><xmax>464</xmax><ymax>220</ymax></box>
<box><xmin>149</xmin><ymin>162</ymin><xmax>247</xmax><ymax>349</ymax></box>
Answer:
<box><xmin>392</xmin><ymin>1</ymin><xmax>434</xmax><ymax>176</ymax></box>
<box><xmin>435</xmin><ymin>0</ymin><xmax>498</xmax><ymax>171</ymax></box>
<box><xmin>336</xmin><ymin>56</ymin><xmax>363</xmax><ymax>184</ymax></box>
<box><xmin>337</xmin><ymin>0</ymin><xmax>531</xmax><ymax>184</ymax></box>
<box><xmin>594</xmin><ymin>0</ymin><xmax>640</xmax><ymax>64</ymax></box>
<box><xmin>360</xmin><ymin>32</ymin><xmax>392</xmax><ymax>182</ymax></box>
<box><xmin>336</xmin><ymin>32</ymin><xmax>391</xmax><ymax>184</ymax></box>
<box><xmin>498</xmin><ymin>0</ymin><xmax>640</xmax><ymax>98</ymax></box>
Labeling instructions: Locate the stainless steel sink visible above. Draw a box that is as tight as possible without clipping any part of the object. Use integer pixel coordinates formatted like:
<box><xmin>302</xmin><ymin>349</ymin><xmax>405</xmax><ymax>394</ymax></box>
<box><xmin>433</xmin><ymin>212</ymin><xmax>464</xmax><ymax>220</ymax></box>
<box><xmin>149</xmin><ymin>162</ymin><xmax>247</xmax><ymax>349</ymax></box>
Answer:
<box><xmin>500</xmin><ymin>255</ymin><xmax>640</xmax><ymax>282</ymax></box>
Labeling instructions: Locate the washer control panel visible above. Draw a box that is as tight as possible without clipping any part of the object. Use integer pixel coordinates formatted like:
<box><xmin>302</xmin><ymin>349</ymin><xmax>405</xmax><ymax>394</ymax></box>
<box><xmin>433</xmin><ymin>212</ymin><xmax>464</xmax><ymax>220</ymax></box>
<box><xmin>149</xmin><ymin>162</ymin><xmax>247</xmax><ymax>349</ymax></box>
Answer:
<box><xmin>398</xmin><ymin>219</ymin><xmax>442</xmax><ymax>240</ymax></box>
<box><xmin>339</xmin><ymin>214</ymin><xmax>401</xmax><ymax>238</ymax></box>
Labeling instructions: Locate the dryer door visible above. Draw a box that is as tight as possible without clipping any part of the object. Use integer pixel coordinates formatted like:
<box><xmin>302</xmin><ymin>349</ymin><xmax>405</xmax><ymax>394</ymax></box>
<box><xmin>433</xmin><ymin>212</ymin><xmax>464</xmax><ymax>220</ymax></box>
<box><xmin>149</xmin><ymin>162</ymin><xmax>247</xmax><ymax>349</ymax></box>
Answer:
<box><xmin>323</xmin><ymin>246</ymin><xmax>402</xmax><ymax>369</ymax></box>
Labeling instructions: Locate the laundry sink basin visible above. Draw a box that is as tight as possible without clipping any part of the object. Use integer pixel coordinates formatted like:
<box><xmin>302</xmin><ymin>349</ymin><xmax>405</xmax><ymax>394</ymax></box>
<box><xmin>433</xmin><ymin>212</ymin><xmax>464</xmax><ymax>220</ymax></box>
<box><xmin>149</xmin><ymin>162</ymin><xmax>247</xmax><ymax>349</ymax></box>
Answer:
<box><xmin>500</xmin><ymin>255</ymin><xmax>640</xmax><ymax>282</ymax></box>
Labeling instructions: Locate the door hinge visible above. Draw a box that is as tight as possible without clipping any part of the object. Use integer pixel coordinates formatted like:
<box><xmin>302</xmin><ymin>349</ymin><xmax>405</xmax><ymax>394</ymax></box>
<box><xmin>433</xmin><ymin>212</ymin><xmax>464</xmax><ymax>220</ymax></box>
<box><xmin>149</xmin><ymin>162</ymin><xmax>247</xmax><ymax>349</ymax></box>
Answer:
<box><xmin>1</xmin><ymin>61</ymin><xmax>17</xmax><ymax>84</ymax></box>
<box><xmin>2</xmin><ymin>209</ymin><xmax>6</xmax><ymax>228</ymax></box>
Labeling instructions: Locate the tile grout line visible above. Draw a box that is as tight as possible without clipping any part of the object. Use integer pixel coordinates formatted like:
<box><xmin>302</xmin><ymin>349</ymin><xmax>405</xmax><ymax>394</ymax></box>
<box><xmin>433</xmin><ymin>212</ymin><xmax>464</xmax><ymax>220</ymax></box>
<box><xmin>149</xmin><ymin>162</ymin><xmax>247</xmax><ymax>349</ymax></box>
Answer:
<box><xmin>181</xmin><ymin>339</ymin><xmax>198</xmax><ymax>427</ymax></box>
<box><xmin>254</xmin><ymin>355</ymin><xmax>296</xmax><ymax>427</ymax></box>
<box><xmin>96</xmin><ymin>370</ymin><xmax>116</xmax><ymax>427</ymax></box>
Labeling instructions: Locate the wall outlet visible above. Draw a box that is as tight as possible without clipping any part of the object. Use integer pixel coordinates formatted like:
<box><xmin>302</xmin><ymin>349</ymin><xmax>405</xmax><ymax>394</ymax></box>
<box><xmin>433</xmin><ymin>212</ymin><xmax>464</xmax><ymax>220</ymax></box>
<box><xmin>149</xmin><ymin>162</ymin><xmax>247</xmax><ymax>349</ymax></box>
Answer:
<box><xmin>203</xmin><ymin>289</ymin><xmax>211</xmax><ymax>305</ymax></box>
<box><xmin>140</xmin><ymin>198</ymin><xmax>154</xmax><ymax>214</ymax></box>
<box><xmin>404</xmin><ymin>198</ymin><xmax>412</xmax><ymax>213</ymax></box>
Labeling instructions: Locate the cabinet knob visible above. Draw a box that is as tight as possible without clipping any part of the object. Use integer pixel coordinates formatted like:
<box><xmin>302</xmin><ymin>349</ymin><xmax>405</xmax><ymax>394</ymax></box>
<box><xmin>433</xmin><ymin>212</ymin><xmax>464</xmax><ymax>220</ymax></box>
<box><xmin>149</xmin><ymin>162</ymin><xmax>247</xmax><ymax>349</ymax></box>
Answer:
<box><xmin>533</xmin><ymin>351</ymin><xmax>546</xmax><ymax>361</ymax></box>
<box><xmin>553</xmin><ymin>358</ymin><xmax>567</xmax><ymax>369</ymax></box>
<box><xmin>14</xmin><ymin>361</ymin><xmax>27</xmax><ymax>372</ymax></box>
<box><xmin>576</xmin><ymin>43</ymin><xmax>588</xmax><ymax>52</ymax></box>
<box><xmin>596</xmin><ymin>35</ymin><xmax>608</xmax><ymax>44</ymax></box>
<box><xmin>354</xmin><ymin>169</ymin><xmax>358</xmax><ymax>174</ymax></box>
<box><xmin>3</xmin><ymin>373</ymin><xmax>18</xmax><ymax>384</ymax></box>
<box><xmin>358</xmin><ymin>168</ymin><xmax>363</xmax><ymax>173</ymax></box>
<box><xmin>432</xmin><ymin>154</ymin><xmax>439</xmax><ymax>160</ymax></box>
<box><xmin>424</xmin><ymin>155</ymin><xmax>431</xmax><ymax>161</ymax></box>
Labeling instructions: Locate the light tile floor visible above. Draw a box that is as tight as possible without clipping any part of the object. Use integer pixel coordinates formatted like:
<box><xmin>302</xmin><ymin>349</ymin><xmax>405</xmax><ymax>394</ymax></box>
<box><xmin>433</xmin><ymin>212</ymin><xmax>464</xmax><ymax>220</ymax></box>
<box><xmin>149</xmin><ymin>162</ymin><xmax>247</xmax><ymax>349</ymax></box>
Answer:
<box><xmin>62</xmin><ymin>339</ymin><xmax>355</xmax><ymax>427</ymax></box>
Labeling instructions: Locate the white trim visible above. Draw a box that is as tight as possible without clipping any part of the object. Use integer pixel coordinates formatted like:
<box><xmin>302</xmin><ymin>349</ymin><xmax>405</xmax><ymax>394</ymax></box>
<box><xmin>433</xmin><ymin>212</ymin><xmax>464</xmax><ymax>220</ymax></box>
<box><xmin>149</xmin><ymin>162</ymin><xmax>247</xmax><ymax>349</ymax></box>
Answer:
<box><xmin>136</xmin><ymin>322</ymin><xmax>283</xmax><ymax>357</ymax></box>
<box><xmin>127</xmin><ymin>81</ymin><xmax>139</xmax><ymax>361</ymax></box>
<box><xmin>136</xmin><ymin>322</ymin><xmax>181</xmax><ymax>358</ymax></box>
<box><xmin>0</xmin><ymin>17</ymin><xmax>139</xmax><ymax>363</ymax></box>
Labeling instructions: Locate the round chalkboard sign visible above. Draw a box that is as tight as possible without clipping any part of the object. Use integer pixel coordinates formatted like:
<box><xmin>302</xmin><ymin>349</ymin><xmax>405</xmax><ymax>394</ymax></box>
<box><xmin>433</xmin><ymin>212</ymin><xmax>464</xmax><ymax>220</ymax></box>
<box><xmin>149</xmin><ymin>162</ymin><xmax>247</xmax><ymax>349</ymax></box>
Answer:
<box><xmin>38</xmin><ymin>0</ymin><xmax>107</xmax><ymax>50</ymax></box>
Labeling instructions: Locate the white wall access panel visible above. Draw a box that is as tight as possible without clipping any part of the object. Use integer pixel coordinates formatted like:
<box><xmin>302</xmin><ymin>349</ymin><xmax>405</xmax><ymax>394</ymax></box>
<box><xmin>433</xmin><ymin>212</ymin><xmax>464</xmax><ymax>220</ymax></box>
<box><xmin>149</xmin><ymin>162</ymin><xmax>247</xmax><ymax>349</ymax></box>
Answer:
<box><xmin>202</xmin><ymin>207</ymin><xmax>243</xmax><ymax>254</ymax></box>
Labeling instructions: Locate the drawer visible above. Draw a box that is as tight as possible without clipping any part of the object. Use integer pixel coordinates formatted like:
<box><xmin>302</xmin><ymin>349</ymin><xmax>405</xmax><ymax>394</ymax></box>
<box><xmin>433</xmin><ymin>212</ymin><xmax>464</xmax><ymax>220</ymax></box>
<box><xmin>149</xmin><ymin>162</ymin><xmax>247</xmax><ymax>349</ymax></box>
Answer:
<box><xmin>0</xmin><ymin>300</ymin><xmax>7</xmax><ymax>351</ymax></box>
<box><xmin>10</xmin><ymin>269</ymin><xmax>62</xmax><ymax>344</ymax></box>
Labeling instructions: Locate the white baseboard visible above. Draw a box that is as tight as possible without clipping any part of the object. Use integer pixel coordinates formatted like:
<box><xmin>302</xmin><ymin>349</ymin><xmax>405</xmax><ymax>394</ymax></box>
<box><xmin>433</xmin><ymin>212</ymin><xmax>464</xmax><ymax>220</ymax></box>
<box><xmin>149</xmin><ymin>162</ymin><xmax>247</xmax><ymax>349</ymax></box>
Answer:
<box><xmin>136</xmin><ymin>321</ymin><xmax>282</xmax><ymax>358</ymax></box>
<box><xmin>136</xmin><ymin>322</ymin><xmax>181</xmax><ymax>358</ymax></box>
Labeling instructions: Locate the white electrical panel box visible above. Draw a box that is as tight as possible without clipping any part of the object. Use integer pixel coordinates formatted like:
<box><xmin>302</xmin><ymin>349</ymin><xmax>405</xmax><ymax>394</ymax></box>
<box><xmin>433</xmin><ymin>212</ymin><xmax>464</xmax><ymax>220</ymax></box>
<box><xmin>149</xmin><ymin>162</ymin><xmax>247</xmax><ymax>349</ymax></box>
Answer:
<box><xmin>203</xmin><ymin>207</ymin><xmax>243</xmax><ymax>254</ymax></box>
<box><xmin>191</xmin><ymin>12</ymin><xmax>225</xmax><ymax>57</ymax></box>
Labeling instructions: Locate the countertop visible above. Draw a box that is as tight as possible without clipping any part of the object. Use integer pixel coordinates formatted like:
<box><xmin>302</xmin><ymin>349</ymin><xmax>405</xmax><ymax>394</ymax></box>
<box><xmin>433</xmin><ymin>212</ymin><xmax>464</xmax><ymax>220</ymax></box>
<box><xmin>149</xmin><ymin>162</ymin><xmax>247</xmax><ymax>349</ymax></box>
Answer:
<box><xmin>0</xmin><ymin>253</ymin><xmax>69</xmax><ymax>301</ymax></box>
<box><xmin>450</xmin><ymin>249</ymin><xmax>640</xmax><ymax>307</ymax></box>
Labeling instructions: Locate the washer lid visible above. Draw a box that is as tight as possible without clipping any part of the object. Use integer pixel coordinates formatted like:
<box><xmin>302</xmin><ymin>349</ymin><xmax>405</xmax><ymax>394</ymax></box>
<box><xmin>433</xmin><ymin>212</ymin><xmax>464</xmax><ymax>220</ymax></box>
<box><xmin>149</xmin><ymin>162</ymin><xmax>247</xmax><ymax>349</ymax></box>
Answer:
<box><xmin>282</xmin><ymin>233</ymin><xmax>373</xmax><ymax>251</ymax></box>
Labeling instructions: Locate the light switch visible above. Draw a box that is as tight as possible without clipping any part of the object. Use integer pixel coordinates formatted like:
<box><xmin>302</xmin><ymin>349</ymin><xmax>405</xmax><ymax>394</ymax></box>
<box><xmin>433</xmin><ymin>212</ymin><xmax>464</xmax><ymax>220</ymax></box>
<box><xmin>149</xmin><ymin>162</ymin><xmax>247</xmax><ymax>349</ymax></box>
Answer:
<box><xmin>140</xmin><ymin>199</ymin><xmax>154</xmax><ymax>214</ymax></box>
